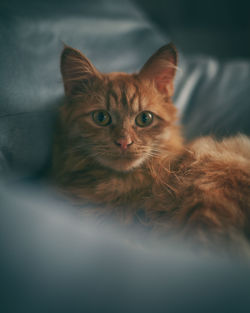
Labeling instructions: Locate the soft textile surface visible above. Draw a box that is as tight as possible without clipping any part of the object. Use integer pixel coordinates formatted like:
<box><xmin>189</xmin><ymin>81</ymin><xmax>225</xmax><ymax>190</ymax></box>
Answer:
<box><xmin>0</xmin><ymin>1</ymin><xmax>250</xmax><ymax>312</ymax></box>
<box><xmin>1</xmin><ymin>182</ymin><xmax>250</xmax><ymax>313</ymax></box>
<box><xmin>177</xmin><ymin>56</ymin><xmax>250</xmax><ymax>139</ymax></box>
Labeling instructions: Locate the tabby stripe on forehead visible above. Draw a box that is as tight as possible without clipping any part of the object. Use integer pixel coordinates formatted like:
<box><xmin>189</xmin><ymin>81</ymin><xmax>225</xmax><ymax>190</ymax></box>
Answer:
<box><xmin>129</xmin><ymin>91</ymin><xmax>137</xmax><ymax>107</ymax></box>
<box><xmin>106</xmin><ymin>82</ymin><xmax>119</xmax><ymax>110</ymax></box>
<box><xmin>131</xmin><ymin>83</ymin><xmax>141</xmax><ymax>111</ymax></box>
<box><xmin>121</xmin><ymin>82</ymin><xmax>128</xmax><ymax>108</ymax></box>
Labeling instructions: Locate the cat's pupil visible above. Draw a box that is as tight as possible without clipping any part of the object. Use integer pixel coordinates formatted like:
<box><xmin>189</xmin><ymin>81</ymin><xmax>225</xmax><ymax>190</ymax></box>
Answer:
<box><xmin>142</xmin><ymin>113</ymin><xmax>149</xmax><ymax>123</ymax></box>
<box><xmin>98</xmin><ymin>112</ymin><xmax>106</xmax><ymax>122</ymax></box>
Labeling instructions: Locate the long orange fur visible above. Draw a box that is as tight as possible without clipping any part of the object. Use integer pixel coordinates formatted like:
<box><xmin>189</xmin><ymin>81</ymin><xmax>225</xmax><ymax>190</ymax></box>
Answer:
<box><xmin>52</xmin><ymin>43</ymin><xmax>250</xmax><ymax>251</ymax></box>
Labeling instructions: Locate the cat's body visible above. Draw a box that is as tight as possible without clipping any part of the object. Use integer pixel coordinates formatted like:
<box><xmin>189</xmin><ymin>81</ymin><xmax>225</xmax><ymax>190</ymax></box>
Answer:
<box><xmin>53</xmin><ymin>44</ymin><xmax>250</xmax><ymax>249</ymax></box>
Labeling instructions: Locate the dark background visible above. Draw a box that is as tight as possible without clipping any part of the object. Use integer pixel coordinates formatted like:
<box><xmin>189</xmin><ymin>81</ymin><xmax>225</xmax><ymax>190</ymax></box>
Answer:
<box><xmin>134</xmin><ymin>0</ymin><xmax>250</xmax><ymax>58</ymax></box>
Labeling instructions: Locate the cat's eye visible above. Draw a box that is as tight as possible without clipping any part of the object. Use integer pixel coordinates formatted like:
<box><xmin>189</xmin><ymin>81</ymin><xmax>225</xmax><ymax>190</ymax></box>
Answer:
<box><xmin>135</xmin><ymin>111</ymin><xmax>154</xmax><ymax>127</ymax></box>
<box><xmin>92</xmin><ymin>110</ymin><xmax>112</xmax><ymax>126</ymax></box>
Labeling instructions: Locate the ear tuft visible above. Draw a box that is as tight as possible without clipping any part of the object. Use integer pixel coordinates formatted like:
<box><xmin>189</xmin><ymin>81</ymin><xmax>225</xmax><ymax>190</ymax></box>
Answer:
<box><xmin>60</xmin><ymin>45</ymin><xmax>101</xmax><ymax>97</ymax></box>
<box><xmin>139</xmin><ymin>43</ymin><xmax>178</xmax><ymax>97</ymax></box>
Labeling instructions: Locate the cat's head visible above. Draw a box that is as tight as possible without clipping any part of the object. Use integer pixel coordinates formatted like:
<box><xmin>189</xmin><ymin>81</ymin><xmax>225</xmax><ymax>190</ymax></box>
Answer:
<box><xmin>60</xmin><ymin>43</ymin><xmax>182</xmax><ymax>172</ymax></box>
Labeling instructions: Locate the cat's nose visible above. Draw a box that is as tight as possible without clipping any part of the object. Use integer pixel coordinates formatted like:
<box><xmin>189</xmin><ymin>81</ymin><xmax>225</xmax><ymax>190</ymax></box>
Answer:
<box><xmin>115</xmin><ymin>138</ymin><xmax>133</xmax><ymax>151</ymax></box>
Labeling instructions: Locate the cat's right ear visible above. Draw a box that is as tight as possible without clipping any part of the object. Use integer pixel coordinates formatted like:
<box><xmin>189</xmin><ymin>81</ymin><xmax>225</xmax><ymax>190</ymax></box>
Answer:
<box><xmin>60</xmin><ymin>45</ymin><xmax>101</xmax><ymax>97</ymax></box>
<box><xmin>138</xmin><ymin>43</ymin><xmax>178</xmax><ymax>97</ymax></box>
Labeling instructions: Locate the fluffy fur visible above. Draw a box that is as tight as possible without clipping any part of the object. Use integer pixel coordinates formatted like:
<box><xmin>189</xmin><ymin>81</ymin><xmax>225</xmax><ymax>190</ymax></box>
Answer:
<box><xmin>52</xmin><ymin>43</ymin><xmax>250</xmax><ymax>251</ymax></box>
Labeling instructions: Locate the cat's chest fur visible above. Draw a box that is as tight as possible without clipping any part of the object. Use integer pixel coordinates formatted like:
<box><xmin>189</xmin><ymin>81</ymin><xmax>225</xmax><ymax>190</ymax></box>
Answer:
<box><xmin>57</xmin><ymin>152</ymin><xmax>152</xmax><ymax>207</ymax></box>
<box><xmin>88</xmin><ymin>168</ymin><xmax>151</xmax><ymax>205</ymax></box>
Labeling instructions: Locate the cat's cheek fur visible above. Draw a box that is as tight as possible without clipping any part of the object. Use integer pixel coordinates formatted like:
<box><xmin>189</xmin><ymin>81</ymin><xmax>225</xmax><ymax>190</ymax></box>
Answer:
<box><xmin>155</xmin><ymin>129</ymin><xmax>171</xmax><ymax>142</ymax></box>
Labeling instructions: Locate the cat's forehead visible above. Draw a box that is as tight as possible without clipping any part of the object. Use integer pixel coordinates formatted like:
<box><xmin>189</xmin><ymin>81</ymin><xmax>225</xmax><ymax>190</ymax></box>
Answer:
<box><xmin>103</xmin><ymin>74</ymin><xmax>156</xmax><ymax>115</ymax></box>
<box><xmin>79</xmin><ymin>73</ymin><xmax>173</xmax><ymax>122</ymax></box>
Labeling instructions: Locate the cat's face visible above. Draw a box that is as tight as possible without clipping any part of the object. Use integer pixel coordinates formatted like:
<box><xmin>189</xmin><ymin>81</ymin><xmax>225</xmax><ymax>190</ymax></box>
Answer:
<box><xmin>60</xmin><ymin>44</ymin><xmax>180</xmax><ymax>172</ymax></box>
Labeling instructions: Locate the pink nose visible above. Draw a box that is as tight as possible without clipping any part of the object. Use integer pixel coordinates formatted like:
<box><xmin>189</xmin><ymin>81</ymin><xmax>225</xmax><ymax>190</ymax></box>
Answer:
<box><xmin>115</xmin><ymin>138</ymin><xmax>133</xmax><ymax>151</ymax></box>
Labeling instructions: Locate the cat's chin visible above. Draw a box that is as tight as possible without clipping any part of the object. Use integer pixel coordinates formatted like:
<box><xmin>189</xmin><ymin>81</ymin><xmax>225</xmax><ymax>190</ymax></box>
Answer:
<box><xmin>96</xmin><ymin>156</ymin><xmax>146</xmax><ymax>172</ymax></box>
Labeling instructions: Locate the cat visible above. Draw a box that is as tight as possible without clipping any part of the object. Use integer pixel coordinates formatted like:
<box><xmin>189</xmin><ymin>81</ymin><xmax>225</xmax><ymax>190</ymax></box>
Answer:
<box><xmin>52</xmin><ymin>43</ymin><xmax>250</xmax><ymax>251</ymax></box>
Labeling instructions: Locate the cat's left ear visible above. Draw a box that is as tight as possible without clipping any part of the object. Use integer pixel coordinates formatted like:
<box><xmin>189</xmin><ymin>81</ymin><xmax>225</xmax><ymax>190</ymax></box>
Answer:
<box><xmin>60</xmin><ymin>45</ymin><xmax>101</xmax><ymax>97</ymax></box>
<box><xmin>138</xmin><ymin>43</ymin><xmax>178</xmax><ymax>97</ymax></box>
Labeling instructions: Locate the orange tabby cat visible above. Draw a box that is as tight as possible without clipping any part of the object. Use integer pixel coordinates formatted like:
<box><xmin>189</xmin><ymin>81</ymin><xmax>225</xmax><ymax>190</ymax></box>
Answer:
<box><xmin>52</xmin><ymin>43</ymin><xmax>250</xmax><ymax>249</ymax></box>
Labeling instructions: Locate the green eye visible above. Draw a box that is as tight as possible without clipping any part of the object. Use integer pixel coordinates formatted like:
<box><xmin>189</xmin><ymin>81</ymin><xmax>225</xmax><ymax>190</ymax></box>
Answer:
<box><xmin>92</xmin><ymin>110</ymin><xmax>112</xmax><ymax>126</ymax></box>
<box><xmin>135</xmin><ymin>111</ymin><xmax>153</xmax><ymax>127</ymax></box>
